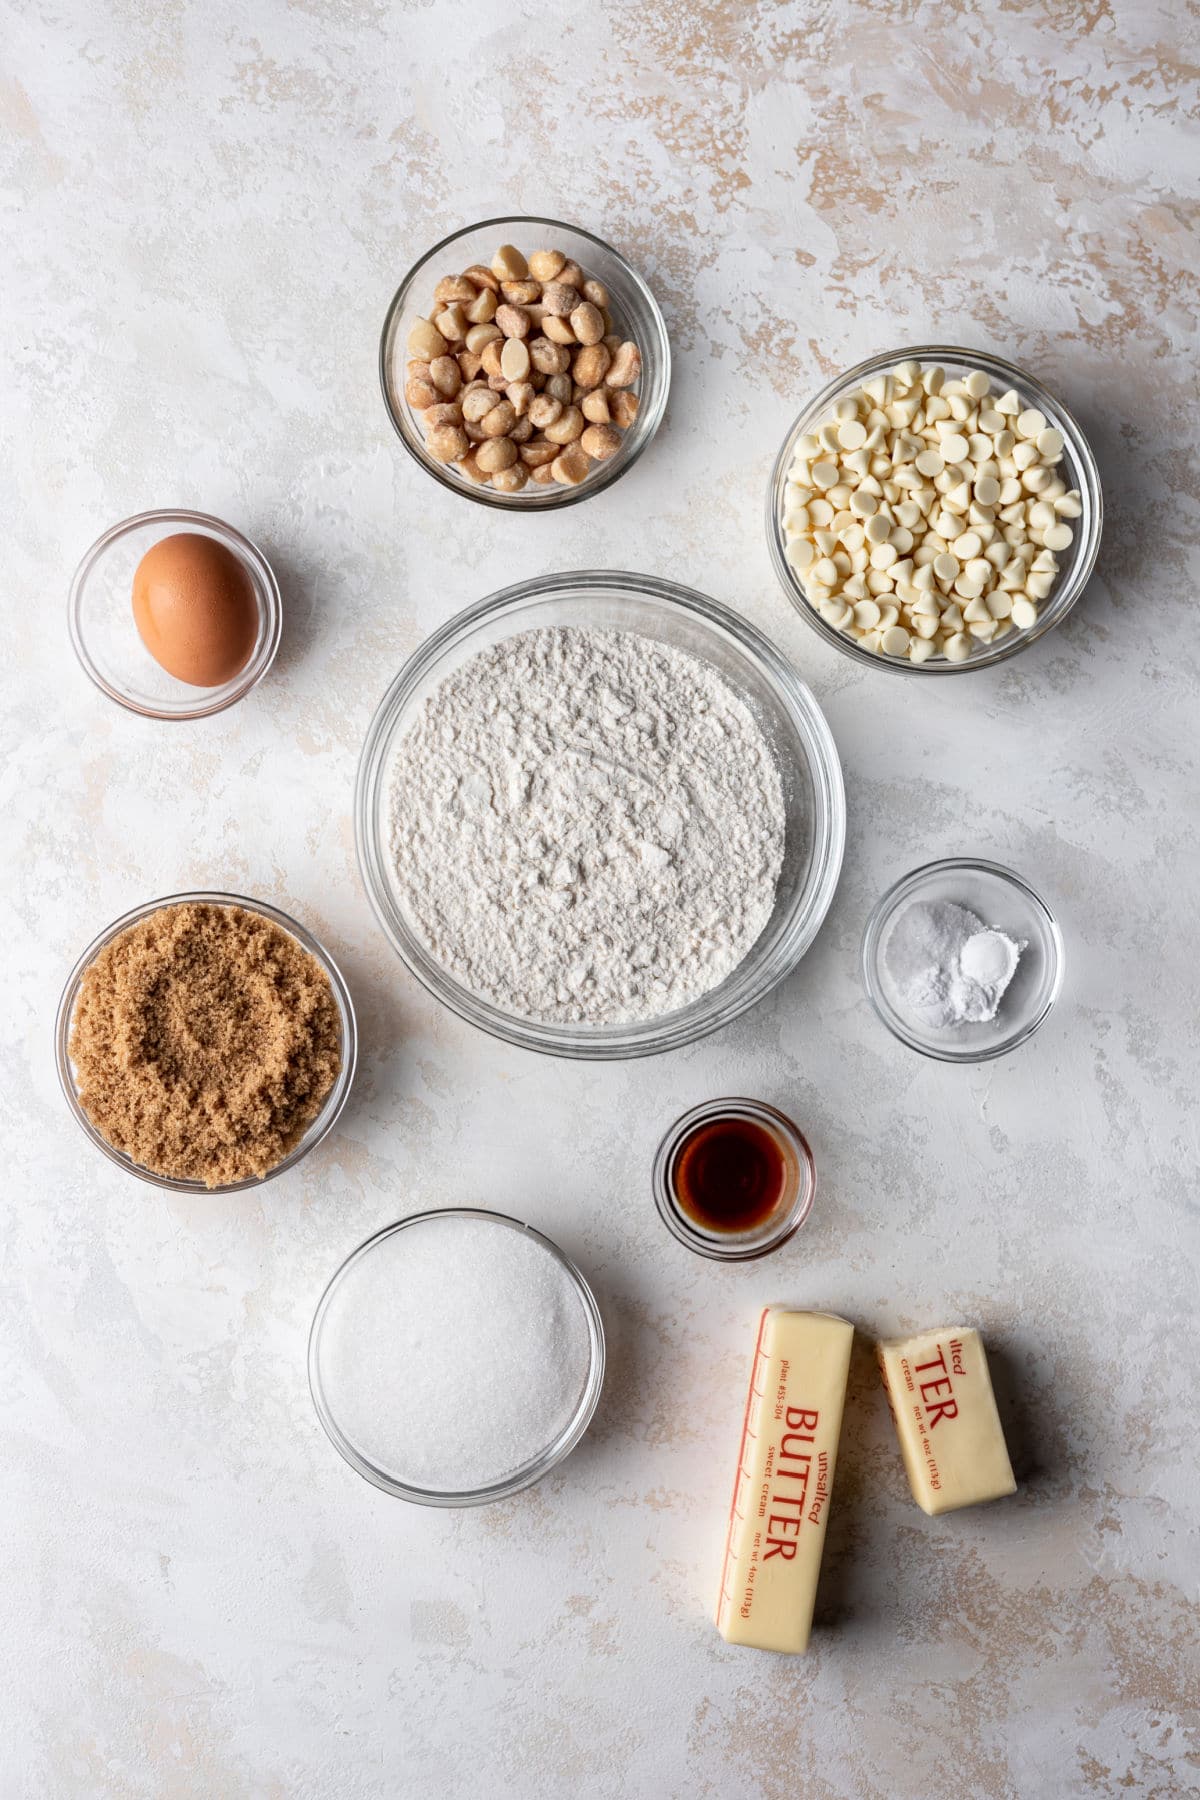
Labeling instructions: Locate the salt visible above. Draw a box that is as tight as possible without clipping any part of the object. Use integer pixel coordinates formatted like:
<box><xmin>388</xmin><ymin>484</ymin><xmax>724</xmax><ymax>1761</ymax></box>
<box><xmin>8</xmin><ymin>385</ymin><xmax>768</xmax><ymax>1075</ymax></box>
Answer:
<box><xmin>885</xmin><ymin>899</ymin><xmax>1024</xmax><ymax>1029</ymax></box>
<box><xmin>315</xmin><ymin>1213</ymin><xmax>594</xmax><ymax>1493</ymax></box>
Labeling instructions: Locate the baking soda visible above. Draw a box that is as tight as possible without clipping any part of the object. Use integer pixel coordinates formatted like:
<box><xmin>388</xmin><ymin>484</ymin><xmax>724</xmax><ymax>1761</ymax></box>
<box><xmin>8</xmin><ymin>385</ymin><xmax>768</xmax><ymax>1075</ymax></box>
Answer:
<box><xmin>885</xmin><ymin>899</ymin><xmax>1023</xmax><ymax>1028</ymax></box>
<box><xmin>316</xmin><ymin>1214</ymin><xmax>594</xmax><ymax>1493</ymax></box>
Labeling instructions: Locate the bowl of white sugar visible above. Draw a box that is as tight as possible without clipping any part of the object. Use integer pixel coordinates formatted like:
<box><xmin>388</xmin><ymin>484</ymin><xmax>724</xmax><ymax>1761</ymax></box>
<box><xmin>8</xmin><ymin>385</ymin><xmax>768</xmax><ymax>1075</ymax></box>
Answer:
<box><xmin>308</xmin><ymin>1209</ymin><xmax>605</xmax><ymax>1505</ymax></box>
<box><xmin>356</xmin><ymin>571</ymin><xmax>845</xmax><ymax>1058</ymax></box>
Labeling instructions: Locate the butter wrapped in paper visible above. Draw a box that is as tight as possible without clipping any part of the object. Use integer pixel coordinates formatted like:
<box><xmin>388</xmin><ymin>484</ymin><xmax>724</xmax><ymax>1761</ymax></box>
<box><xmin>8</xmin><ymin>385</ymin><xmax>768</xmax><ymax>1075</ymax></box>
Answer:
<box><xmin>877</xmin><ymin>1326</ymin><xmax>1016</xmax><ymax>1516</ymax></box>
<box><xmin>715</xmin><ymin>1307</ymin><xmax>854</xmax><ymax>1654</ymax></box>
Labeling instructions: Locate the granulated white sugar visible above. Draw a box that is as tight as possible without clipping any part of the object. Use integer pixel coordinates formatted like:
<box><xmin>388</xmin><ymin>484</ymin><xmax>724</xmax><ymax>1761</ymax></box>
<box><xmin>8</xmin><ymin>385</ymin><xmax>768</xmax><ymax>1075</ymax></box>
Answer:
<box><xmin>316</xmin><ymin>1214</ymin><xmax>594</xmax><ymax>1493</ymax></box>
<box><xmin>386</xmin><ymin>625</ymin><xmax>785</xmax><ymax>1025</ymax></box>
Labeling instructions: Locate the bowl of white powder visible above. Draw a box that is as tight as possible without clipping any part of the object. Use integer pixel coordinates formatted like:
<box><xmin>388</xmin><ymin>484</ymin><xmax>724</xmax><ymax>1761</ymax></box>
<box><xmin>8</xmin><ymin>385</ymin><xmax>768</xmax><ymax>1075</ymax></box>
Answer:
<box><xmin>309</xmin><ymin>1209</ymin><xmax>605</xmax><ymax>1505</ymax></box>
<box><xmin>355</xmin><ymin>572</ymin><xmax>845</xmax><ymax>1057</ymax></box>
<box><xmin>862</xmin><ymin>857</ymin><xmax>1064</xmax><ymax>1060</ymax></box>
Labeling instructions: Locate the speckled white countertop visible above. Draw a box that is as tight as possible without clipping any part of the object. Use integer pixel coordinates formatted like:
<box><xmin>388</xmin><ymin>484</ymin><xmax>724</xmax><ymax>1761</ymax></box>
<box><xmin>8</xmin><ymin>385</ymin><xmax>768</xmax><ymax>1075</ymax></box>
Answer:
<box><xmin>4</xmin><ymin>3</ymin><xmax>1198</xmax><ymax>1795</ymax></box>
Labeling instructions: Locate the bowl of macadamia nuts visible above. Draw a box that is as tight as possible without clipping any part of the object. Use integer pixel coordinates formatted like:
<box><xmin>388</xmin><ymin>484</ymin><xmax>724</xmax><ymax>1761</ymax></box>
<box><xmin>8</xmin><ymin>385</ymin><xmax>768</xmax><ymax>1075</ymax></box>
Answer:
<box><xmin>380</xmin><ymin>217</ymin><xmax>670</xmax><ymax>508</ymax></box>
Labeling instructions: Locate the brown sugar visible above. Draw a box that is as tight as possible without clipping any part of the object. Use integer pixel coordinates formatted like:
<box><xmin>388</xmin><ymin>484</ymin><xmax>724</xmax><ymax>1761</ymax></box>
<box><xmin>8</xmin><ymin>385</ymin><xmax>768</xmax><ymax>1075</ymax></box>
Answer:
<box><xmin>70</xmin><ymin>901</ymin><xmax>342</xmax><ymax>1188</ymax></box>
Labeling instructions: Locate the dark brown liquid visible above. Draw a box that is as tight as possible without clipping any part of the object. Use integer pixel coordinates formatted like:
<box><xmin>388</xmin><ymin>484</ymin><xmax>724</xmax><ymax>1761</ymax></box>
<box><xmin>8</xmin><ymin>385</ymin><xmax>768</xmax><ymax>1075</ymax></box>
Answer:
<box><xmin>673</xmin><ymin>1115</ymin><xmax>796</xmax><ymax>1234</ymax></box>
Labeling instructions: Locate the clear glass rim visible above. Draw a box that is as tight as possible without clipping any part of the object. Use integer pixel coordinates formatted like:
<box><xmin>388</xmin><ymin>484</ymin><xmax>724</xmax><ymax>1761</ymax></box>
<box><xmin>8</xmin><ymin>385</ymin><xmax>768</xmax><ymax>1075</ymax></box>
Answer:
<box><xmin>861</xmin><ymin>856</ymin><xmax>1065</xmax><ymax>1062</ymax></box>
<box><xmin>308</xmin><ymin>1207</ymin><xmax>606</xmax><ymax>1506</ymax></box>
<box><xmin>652</xmin><ymin>1097</ymin><xmax>817</xmax><ymax>1261</ymax></box>
<box><xmin>55</xmin><ymin>889</ymin><xmax>358</xmax><ymax>1191</ymax></box>
<box><xmin>354</xmin><ymin>569</ymin><xmax>847</xmax><ymax>1060</ymax></box>
<box><xmin>67</xmin><ymin>507</ymin><xmax>283</xmax><ymax>719</ymax></box>
<box><xmin>766</xmin><ymin>344</ymin><xmax>1104</xmax><ymax>675</ymax></box>
<box><xmin>378</xmin><ymin>214</ymin><xmax>671</xmax><ymax>511</ymax></box>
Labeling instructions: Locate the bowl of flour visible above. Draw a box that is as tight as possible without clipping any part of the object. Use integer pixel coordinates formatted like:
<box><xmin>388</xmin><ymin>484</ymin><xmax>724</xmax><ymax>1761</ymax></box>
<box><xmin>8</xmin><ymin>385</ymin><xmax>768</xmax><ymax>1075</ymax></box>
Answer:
<box><xmin>356</xmin><ymin>572</ymin><xmax>845</xmax><ymax>1058</ymax></box>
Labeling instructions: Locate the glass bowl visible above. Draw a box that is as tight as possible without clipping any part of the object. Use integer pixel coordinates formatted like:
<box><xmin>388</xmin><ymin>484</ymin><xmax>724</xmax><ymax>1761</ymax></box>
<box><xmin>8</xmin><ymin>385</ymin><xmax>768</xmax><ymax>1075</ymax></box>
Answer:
<box><xmin>379</xmin><ymin>215</ymin><xmax>670</xmax><ymax>510</ymax></box>
<box><xmin>355</xmin><ymin>571</ymin><xmax>846</xmax><ymax>1060</ymax></box>
<box><xmin>68</xmin><ymin>508</ymin><xmax>282</xmax><ymax>719</ymax></box>
<box><xmin>767</xmin><ymin>345</ymin><xmax>1102</xmax><ymax>674</ymax></box>
<box><xmin>55</xmin><ymin>890</ymin><xmax>357</xmax><ymax>1191</ymax></box>
<box><xmin>862</xmin><ymin>858</ymin><xmax>1064</xmax><ymax>1061</ymax></box>
<box><xmin>653</xmin><ymin>1097</ymin><xmax>816</xmax><ymax>1261</ymax></box>
<box><xmin>308</xmin><ymin>1208</ymin><xmax>606</xmax><ymax>1507</ymax></box>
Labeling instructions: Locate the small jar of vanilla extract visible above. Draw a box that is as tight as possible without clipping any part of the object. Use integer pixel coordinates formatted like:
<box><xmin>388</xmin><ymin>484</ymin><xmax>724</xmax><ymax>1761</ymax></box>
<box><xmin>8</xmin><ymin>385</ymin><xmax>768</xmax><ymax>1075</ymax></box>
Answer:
<box><xmin>652</xmin><ymin>1098</ymin><xmax>815</xmax><ymax>1261</ymax></box>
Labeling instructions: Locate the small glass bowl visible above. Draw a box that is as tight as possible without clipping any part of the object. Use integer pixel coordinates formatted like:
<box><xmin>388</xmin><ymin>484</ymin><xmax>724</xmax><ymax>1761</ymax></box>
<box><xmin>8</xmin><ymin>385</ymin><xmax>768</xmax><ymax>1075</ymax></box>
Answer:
<box><xmin>379</xmin><ymin>215</ymin><xmax>670</xmax><ymax>510</ymax></box>
<box><xmin>767</xmin><ymin>345</ymin><xmax>1103</xmax><ymax>674</ymax></box>
<box><xmin>862</xmin><ymin>858</ymin><xmax>1064</xmax><ymax>1061</ymax></box>
<box><xmin>308</xmin><ymin>1208</ymin><xmax>606</xmax><ymax>1507</ymax></box>
<box><xmin>55</xmin><ymin>890</ymin><xmax>357</xmax><ymax>1191</ymax></box>
<box><xmin>355</xmin><ymin>571</ymin><xmax>846</xmax><ymax>1060</ymax></box>
<box><xmin>653</xmin><ymin>1098</ymin><xmax>816</xmax><ymax>1261</ymax></box>
<box><xmin>69</xmin><ymin>508</ymin><xmax>282</xmax><ymax>719</ymax></box>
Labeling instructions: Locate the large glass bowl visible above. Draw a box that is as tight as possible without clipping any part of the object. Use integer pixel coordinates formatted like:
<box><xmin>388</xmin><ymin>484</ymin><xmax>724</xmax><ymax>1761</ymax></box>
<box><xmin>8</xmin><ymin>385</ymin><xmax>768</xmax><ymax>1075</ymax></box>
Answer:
<box><xmin>767</xmin><ymin>345</ymin><xmax>1102</xmax><ymax>674</ymax></box>
<box><xmin>379</xmin><ymin>216</ymin><xmax>670</xmax><ymax>510</ymax></box>
<box><xmin>355</xmin><ymin>572</ymin><xmax>846</xmax><ymax>1059</ymax></box>
<box><xmin>55</xmin><ymin>891</ymin><xmax>357</xmax><ymax>1191</ymax></box>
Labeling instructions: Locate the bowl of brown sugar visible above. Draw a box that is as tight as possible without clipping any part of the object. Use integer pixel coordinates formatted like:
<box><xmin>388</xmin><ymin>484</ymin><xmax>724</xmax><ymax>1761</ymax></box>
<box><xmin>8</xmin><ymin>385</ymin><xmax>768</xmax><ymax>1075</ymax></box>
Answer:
<box><xmin>55</xmin><ymin>892</ymin><xmax>357</xmax><ymax>1191</ymax></box>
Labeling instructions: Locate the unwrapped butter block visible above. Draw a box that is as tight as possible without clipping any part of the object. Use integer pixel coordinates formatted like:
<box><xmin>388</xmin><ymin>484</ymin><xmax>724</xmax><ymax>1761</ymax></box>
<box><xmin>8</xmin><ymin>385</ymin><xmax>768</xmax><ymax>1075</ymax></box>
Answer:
<box><xmin>715</xmin><ymin>1308</ymin><xmax>854</xmax><ymax>1654</ymax></box>
<box><xmin>877</xmin><ymin>1326</ymin><xmax>1016</xmax><ymax>1516</ymax></box>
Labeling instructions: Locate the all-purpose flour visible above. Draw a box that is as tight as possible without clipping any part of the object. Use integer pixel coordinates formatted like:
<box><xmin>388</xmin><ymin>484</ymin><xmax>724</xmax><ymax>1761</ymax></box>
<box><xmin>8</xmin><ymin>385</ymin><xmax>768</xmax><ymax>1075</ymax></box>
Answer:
<box><xmin>387</xmin><ymin>626</ymin><xmax>786</xmax><ymax>1025</ymax></box>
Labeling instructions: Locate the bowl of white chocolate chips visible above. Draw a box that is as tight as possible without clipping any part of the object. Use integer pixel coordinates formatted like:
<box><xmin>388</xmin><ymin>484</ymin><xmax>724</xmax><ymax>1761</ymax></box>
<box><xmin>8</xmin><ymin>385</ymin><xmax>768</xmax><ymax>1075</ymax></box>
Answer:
<box><xmin>768</xmin><ymin>346</ymin><xmax>1102</xmax><ymax>671</ymax></box>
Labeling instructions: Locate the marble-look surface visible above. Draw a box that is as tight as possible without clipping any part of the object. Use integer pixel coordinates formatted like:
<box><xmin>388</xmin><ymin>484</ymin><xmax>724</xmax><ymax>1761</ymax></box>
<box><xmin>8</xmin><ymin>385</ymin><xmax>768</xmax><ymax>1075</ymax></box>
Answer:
<box><xmin>4</xmin><ymin>2</ymin><xmax>1198</xmax><ymax>1794</ymax></box>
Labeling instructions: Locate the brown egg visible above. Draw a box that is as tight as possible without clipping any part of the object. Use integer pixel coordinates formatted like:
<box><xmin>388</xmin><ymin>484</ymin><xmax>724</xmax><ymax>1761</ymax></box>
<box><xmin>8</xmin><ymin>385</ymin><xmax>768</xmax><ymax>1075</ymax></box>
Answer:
<box><xmin>132</xmin><ymin>533</ymin><xmax>259</xmax><ymax>688</ymax></box>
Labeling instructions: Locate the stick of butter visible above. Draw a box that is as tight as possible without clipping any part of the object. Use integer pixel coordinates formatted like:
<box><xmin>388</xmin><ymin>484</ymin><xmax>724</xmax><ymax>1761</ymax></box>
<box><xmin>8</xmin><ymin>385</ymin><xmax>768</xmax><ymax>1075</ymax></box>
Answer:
<box><xmin>715</xmin><ymin>1307</ymin><xmax>854</xmax><ymax>1654</ymax></box>
<box><xmin>876</xmin><ymin>1327</ymin><xmax>1016</xmax><ymax>1515</ymax></box>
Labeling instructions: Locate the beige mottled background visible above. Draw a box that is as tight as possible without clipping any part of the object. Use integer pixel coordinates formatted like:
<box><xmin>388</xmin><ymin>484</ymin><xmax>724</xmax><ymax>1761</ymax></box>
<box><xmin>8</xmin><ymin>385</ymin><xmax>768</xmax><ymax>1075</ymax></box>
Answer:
<box><xmin>3</xmin><ymin>1</ymin><xmax>1199</xmax><ymax>1796</ymax></box>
